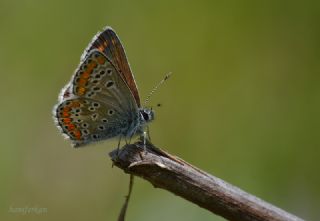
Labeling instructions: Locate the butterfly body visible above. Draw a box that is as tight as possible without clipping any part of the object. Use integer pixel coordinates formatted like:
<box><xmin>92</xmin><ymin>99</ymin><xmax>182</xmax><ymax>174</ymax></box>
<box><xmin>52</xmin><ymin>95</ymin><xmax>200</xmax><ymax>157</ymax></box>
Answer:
<box><xmin>53</xmin><ymin>27</ymin><xmax>154</xmax><ymax>147</ymax></box>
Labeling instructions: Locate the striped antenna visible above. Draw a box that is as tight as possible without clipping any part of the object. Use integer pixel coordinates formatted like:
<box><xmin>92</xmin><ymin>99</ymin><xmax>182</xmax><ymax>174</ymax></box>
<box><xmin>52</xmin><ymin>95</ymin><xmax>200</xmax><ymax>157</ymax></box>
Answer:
<box><xmin>144</xmin><ymin>72</ymin><xmax>172</xmax><ymax>106</ymax></box>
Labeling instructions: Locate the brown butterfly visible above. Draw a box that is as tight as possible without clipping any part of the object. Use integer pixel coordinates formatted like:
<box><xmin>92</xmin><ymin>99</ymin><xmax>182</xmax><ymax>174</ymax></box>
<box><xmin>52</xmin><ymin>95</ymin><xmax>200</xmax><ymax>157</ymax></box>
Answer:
<box><xmin>53</xmin><ymin>27</ymin><xmax>154</xmax><ymax>147</ymax></box>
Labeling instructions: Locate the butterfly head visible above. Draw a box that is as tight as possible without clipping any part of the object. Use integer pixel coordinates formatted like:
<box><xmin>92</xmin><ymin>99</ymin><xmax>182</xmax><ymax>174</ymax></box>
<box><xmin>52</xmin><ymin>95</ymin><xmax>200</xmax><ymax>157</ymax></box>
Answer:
<box><xmin>139</xmin><ymin>108</ymin><xmax>155</xmax><ymax>124</ymax></box>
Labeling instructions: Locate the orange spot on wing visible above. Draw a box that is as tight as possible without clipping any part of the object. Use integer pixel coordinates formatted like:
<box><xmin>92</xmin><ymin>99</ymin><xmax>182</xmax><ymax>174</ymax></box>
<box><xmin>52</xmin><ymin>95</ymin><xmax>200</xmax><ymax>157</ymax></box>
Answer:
<box><xmin>98</xmin><ymin>45</ymin><xmax>105</xmax><ymax>52</ymax></box>
<box><xmin>97</xmin><ymin>40</ymin><xmax>108</xmax><ymax>52</ymax></box>
<box><xmin>97</xmin><ymin>56</ymin><xmax>106</xmax><ymax>64</ymax></box>
<box><xmin>74</xmin><ymin>130</ymin><xmax>82</xmax><ymax>140</ymax></box>
<box><xmin>63</xmin><ymin>106</ymin><xmax>70</xmax><ymax>111</ymax></box>
<box><xmin>82</xmin><ymin>72</ymin><xmax>90</xmax><ymax>79</ymax></box>
<box><xmin>86</xmin><ymin>62</ymin><xmax>96</xmax><ymax>73</ymax></box>
<box><xmin>62</xmin><ymin>111</ymin><xmax>70</xmax><ymax>117</ymax></box>
<box><xmin>67</xmin><ymin>124</ymin><xmax>75</xmax><ymax>131</ymax></box>
<box><xmin>71</xmin><ymin>102</ymin><xmax>80</xmax><ymax>107</ymax></box>
<box><xmin>78</xmin><ymin>87</ymin><xmax>85</xmax><ymax>94</ymax></box>
<box><xmin>89</xmin><ymin>61</ymin><xmax>97</xmax><ymax>68</ymax></box>
<box><xmin>78</xmin><ymin>78</ymin><xmax>86</xmax><ymax>86</ymax></box>
<box><xmin>63</xmin><ymin>118</ymin><xmax>71</xmax><ymax>123</ymax></box>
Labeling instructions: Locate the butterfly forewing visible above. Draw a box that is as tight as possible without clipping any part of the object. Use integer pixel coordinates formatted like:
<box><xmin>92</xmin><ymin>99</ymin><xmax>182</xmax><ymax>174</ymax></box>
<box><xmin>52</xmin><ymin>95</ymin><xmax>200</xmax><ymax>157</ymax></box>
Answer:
<box><xmin>72</xmin><ymin>50</ymin><xmax>136</xmax><ymax>110</ymax></box>
<box><xmin>83</xmin><ymin>27</ymin><xmax>141</xmax><ymax>107</ymax></box>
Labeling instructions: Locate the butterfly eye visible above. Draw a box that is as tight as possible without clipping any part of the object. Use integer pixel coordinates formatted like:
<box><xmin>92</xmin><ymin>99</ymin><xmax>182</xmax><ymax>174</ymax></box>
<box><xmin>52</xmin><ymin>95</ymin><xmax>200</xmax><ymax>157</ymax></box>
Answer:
<box><xmin>142</xmin><ymin>112</ymin><xmax>149</xmax><ymax>121</ymax></box>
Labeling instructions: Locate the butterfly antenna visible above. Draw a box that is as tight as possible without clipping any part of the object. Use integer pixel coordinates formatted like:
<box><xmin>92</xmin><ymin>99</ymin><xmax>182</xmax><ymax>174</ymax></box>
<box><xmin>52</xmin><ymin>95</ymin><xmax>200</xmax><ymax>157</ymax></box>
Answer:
<box><xmin>144</xmin><ymin>72</ymin><xmax>172</xmax><ymax>106</ymax></box>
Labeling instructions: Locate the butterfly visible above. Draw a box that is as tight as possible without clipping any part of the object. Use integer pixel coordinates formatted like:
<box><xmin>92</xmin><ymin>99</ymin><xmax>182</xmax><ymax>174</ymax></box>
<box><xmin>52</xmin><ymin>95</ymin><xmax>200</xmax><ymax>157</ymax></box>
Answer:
<box><xmin>53</xmin><ymin>27</ymin><xmax>154</xmax><ymax>147</ymax></box>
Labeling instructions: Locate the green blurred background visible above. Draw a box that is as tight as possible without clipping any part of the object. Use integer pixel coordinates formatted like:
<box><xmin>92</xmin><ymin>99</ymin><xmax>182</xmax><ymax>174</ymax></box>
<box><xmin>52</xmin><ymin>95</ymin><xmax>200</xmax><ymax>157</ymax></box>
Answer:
<box><xmin>1</xmin><ymin>0</ymin><xmax>319</xmax><ymax>220</ymax></box>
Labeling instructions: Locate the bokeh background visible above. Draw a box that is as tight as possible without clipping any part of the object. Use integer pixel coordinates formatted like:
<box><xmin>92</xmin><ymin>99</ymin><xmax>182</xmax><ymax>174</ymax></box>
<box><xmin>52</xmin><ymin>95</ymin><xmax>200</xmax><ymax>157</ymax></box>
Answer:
<box><xmin>1</xmin><ymin>0</ymin><xmax>319</xmax><ymax>220</ymax></box>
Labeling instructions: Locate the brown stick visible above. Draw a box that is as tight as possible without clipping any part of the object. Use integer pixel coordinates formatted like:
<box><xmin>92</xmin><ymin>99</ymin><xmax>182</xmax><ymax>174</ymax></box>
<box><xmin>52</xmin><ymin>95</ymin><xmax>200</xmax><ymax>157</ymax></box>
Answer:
<box><xmin>109</xmin><ymin>141</ymin><xmax>304</xmax><ymax>221</ymax></box>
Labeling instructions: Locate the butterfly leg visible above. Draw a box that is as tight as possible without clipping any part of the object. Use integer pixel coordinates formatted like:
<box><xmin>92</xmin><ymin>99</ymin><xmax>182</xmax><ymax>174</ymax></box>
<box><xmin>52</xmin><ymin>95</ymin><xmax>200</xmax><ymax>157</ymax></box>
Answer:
<box><xmin>146</xmin><ymin>125</ymin><xmax>152</xmax><ymax>142</ymax></box>
<box><xmin>117</xmin><ymin>135</ymin><xmax>122</xmax><ymax>157</ymax></box>
<box><xmin>128</xmin><ymin>126</ymin><xmax>139</xmax><ymax>144</ymax></box>
<box><xmin>128</xmin><ymin>135</ymin><xmax>133</xmax><ymax>144</ymax></box>
<box><xmin>142</xmin><ymin>131</ymin><xmax>147</xmax><ymax>152</ymax></box>
<box><xmin>112</xmin><ymin>135</ymin><xmax>122</xmax><ymax>168</ymax></box>
<box><xmin>136</xmin><ymin>131</ymin><xmax>148</xmax><ymax>161</ymax></box>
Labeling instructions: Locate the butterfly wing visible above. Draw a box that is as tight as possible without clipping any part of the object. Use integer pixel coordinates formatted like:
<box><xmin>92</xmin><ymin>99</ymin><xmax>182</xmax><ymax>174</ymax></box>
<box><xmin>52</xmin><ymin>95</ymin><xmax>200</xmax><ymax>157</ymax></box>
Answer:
<box><xmin>54</xmin><ymin>97</ymin><xmax>138</xmax><ymax>147</ymax></box>
<box><xmin>54</xmin><ymin>50</ymin><xmax>139</xmax><ymax>147</ymax></box>
<box><xmin>82</xmin><ymin>27</ymin><xmax>141</xmax><ymax>107</ymax></box>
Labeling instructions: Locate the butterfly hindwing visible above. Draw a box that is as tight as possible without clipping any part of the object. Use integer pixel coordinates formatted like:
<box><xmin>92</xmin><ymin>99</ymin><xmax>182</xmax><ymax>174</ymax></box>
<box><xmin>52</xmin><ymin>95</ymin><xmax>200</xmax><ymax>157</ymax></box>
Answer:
<box><xmin>55</xmin><ymin>98</ymin><xmax>135</xmax><ymax>147</ymax></box>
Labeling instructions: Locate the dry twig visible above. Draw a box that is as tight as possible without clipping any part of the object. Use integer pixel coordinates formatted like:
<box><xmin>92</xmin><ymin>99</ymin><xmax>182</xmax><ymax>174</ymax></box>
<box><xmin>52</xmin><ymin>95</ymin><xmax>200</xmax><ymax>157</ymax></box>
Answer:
<box><xmin>109</xmin><ymin>141</ymin><xmax>303</xmax><ymax>221</ymax></box>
